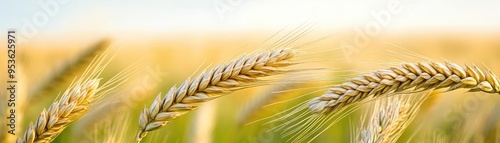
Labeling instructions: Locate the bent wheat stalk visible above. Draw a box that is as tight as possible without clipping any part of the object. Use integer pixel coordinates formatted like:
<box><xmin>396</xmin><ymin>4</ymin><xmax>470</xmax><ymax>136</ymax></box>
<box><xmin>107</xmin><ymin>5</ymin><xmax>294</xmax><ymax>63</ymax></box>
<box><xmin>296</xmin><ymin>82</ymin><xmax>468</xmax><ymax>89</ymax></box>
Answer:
<box><xmin>29</xmin><ymin>40</ymin><xmax>110</xmax><ymax>100</ymax></box>
<box><xmin>136</xmin><ymin>48</ymin><xmax>297</xmax><ymax>142</ymax></box>
<box><xmin>310</xmin><ymin>61</ymin><xmax>500</xmax><ymax>114</ymax></box>
<box><xmin>236</xmin><ymin>77</ymin><xmax>300</xmax><ymax>126</ymax></box>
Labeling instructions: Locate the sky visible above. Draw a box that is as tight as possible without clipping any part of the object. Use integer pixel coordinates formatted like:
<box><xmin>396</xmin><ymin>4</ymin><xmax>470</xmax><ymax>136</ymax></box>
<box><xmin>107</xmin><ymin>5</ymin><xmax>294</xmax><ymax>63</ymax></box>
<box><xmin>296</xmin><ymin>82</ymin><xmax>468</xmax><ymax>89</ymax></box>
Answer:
<box><xmin>1</xmin><ymin>0</ymin><xmax>500</xmax><ymax>43</ymax></box>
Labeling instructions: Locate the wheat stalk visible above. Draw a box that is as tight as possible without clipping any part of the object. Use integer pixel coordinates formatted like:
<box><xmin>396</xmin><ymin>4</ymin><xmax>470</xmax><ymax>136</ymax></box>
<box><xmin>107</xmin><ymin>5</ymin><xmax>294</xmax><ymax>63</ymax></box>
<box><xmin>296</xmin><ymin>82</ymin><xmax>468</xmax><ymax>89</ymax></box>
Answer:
<box><xmin>309</xmin><ymin>61</ymin><xmax>500</xmax><ymax>114</ymax></box>
<box><xmin>236</xmin><ymin>77</ymin><xmax>300</xmax><ymax>126</ymax></box>
<box><xmin>136</xmin><ymin>48</ymin><xmax>297</xmax><ymax>142</ymax></box>
<box><xmin>190</xmin><ymin>101</ymin><xmax>216</xmax><ymax>143</ymax></box>
<box><xmin>29</xmin><ymin>40</ymin><xmax>110</xmax><ymax>101</ymax></box>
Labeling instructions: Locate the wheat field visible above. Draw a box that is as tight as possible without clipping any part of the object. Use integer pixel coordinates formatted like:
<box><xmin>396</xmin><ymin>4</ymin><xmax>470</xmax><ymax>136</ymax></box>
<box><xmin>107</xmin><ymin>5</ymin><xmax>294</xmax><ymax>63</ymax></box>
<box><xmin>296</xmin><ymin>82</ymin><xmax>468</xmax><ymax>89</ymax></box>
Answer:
<box><xmin>3</xmin><ymin>0</ymin><xmax>500</xmax><ymax>142</ymax></box>
<box><xmin>1</xmin><ymin>28</ymin><xmax>500</xmax><ymax>143</ymax></box>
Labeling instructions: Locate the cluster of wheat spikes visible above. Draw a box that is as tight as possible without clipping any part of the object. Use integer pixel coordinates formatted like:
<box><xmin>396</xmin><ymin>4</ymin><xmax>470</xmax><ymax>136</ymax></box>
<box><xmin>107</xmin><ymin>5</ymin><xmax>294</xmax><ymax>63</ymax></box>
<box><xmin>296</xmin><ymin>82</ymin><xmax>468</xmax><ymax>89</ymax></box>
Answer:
<box><xmin>309</xmin><ymin>61</ymin><xmax>500</xmax><ymax>114</ymax></box>
<box><xmin>136</xmin><ymin>48</ymin><xmax>297</xmax><ymax>142</ymax></box>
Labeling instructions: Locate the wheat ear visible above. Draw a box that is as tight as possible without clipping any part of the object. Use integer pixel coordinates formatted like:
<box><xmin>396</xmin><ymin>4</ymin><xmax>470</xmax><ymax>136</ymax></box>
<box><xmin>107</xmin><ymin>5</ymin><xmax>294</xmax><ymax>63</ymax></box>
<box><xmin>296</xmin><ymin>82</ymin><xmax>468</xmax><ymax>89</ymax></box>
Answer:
<box><xmin>136</xmin><ymin>48</ymin><xmax>297</xmax><ymax>142</ymax></box>
<box><xmin>360</xmin><ymin>99</ymin><xmax>409</xmax><ymax>143</ymax></box>
<box><xmin>18</xmin><ymin>79</ymin><xmax>100</xmax><ymax>143</ymax></box>
<box><xmin>359</xmin><ymin>92</ymin><xmax>428</xmax><ymax>143</ymax></box>
<box><xmin>18</xmin><ymin>47</ymin><xmax>137</xmax><ymax>143</ymax></box>
<box><xmin>309</xmin><ymin>61</ymin><xmax>500</xmax><ymax>114</ymax></box>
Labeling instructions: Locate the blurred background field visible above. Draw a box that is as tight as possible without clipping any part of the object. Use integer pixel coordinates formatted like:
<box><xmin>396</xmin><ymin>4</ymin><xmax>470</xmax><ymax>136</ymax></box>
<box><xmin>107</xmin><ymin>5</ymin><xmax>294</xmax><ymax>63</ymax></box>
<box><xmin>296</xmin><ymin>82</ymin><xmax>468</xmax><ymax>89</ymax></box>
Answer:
<box><xmin>2</xmin><ymin>0</ymin><xmax>500</xmax><ymax>142</ymax></box>
<box><xmin>2</xmin><ymin>31</ymin><xmax>500</xmax><ymax>142</ymax></box>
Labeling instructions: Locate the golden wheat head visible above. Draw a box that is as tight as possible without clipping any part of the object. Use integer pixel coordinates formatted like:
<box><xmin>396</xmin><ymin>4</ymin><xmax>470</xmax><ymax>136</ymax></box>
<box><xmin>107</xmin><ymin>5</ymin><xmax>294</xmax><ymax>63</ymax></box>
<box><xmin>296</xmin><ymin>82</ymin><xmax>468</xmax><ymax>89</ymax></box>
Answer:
<box><xmin>358</xmin><ymin>92</ymin><xmax>429</xmax><ymax>143</ymax></box>
<box><xmin>310</xmin><ymin>61</ymin><xmax>500</xmax><ymax>114</ymax></box>
<box><xmin>17</xmin><ymin>47</ymin><xmax>137</xmax><ymax>143</ymax></box>
<box><xmin>136</xmin><ymin>48</ymin><xmax>297</xmax><ymax>142</ymax></box>
<box><xmin>360</xmin><ymin>100</ymin><xmax>409</xmax><ymax>143</ymax></box>
<box><xmin>19</xmin><ymin>79</ymin><xmax>100</xmax><ymax>143</ymax></box>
